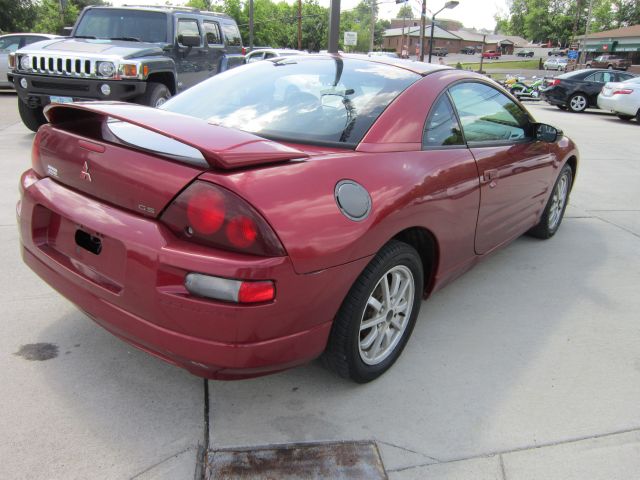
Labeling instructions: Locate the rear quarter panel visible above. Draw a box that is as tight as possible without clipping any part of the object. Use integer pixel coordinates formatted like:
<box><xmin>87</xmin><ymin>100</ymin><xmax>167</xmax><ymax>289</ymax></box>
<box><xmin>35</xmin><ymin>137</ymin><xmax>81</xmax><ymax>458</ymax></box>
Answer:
<box><xmin>200</xmin><ymin>70</ymin><xmax>487</xmax><ymax>291</ymax></box>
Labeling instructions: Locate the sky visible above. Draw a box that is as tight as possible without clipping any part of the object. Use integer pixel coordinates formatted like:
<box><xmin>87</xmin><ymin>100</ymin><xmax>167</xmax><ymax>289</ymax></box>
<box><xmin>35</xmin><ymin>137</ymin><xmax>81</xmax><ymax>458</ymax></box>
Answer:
<box><xmin>109</xmin><ymin>0</ymin><xmax>508</xmax><ymax>31</ymax></box>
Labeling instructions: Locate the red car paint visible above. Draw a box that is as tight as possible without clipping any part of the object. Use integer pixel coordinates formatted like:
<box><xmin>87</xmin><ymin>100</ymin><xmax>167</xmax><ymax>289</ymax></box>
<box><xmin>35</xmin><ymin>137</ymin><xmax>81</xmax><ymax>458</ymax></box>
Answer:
<box><xmin>481</xmin><ymin>51</ymin><xmax>501</xmax><ymax>59</ymax></box>
<box><xmin>17</xmin><ymin>59</ymin><xmax>578</xmax><ymax>379</ymax></box>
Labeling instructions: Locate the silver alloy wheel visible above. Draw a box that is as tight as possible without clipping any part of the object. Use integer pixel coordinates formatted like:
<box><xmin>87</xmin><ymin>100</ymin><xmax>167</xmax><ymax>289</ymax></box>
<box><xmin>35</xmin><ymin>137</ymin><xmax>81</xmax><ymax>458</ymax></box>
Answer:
<box><xmin>155</xmin><ymin>97</ymin><xmax>168</xmax><ymax>107</ymax></box>
<box><xmin>570</xmin><ymin>95</ymin><xmax>587</xmax><ymax>111</ymax></box>
<box><xmin>358</xmin><ymin>265</ymin><xmax>415</xmax><ymax>366</ymax></box>
<box><xmin>548</xmin><ymin>171</ymin><xmax>569</xmax><ymax>230</ymax></box>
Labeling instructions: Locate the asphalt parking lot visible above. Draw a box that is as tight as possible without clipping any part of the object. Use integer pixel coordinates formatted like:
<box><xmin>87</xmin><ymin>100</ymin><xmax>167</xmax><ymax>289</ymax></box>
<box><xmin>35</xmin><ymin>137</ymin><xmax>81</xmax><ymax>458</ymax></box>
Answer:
<box><xmin>1</xmin><ymin>92</ymin><xmax>640</xmax><ymax>479</ymax></box>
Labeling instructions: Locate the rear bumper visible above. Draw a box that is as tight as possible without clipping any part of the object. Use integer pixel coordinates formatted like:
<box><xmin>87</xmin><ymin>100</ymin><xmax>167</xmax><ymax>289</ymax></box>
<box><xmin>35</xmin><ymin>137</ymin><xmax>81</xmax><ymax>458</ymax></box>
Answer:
<box><xmin>12</xmin><ymin>73</ymin><xmax>146</xmax><ymax>107</ymax></box>
<box><xmin>597</xmin><ymin>95</ymin><xmax>638</xmax><ymax>116</ymax></box>
<box><xmin>18</xmin><ymin>173</ymin><xmax>371</xmax><ymax>379</ymax></box>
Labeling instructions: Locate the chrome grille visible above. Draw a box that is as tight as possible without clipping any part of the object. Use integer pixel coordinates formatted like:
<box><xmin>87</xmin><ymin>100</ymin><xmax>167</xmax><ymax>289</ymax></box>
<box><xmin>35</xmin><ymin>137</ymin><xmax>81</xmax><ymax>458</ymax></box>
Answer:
<box><xmin>28</xmin><ymin>55</ymin><xmax>96</xmax><ymax>77</ymax></box>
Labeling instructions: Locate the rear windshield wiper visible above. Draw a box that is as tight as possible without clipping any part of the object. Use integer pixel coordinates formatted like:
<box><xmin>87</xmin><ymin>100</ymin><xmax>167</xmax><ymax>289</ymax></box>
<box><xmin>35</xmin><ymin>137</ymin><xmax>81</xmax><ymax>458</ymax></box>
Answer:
<box><xmin>73</xmin><ymin>35</ymin><xmax>96</xmax><ymax>39</ymax></box>
<box><xmin>109</xmin><ymin>37</ymin><xmax>140</xmax><ymax>42</ymax></box>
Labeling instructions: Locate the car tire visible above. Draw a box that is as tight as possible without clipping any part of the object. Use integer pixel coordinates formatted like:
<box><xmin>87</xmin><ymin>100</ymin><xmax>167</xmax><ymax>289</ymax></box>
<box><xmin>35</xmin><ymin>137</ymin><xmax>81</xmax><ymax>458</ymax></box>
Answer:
<box><xmin>322</xmin><ymin>240</ymin><xmax>424</xmax><ymax>383</ymax></box>
<box><xmin>137</xmin><ymin>82</ymin><xmax>172</xmax><ymax>108</ymax></box>
<box><xmin>586</xmin><ymin>63</ymin><xmax>592</xmax><ymax>68</ymax></box>
<box><xmin>617</xmin><ymin>114</ymin><xmax>634</xmax><ymax>121</ymax></box>
<box><xmin>18</xmin><ymin>100</ymin><xmax>47</xmax><ymax>133</ymax></box>
<box><xmin>607</xmin><ymin>65</ymin><xmax>613</xmax><ymax>69</ymax></box>
<box><xmin>568</xmin><ymin>93</ymin><xmax>588</xmax><ymax>112</ymax></box>
<box><xmin>527</xmin><ymin>164</ymin><xmax>573</xmax><ymax>239</ymax></box>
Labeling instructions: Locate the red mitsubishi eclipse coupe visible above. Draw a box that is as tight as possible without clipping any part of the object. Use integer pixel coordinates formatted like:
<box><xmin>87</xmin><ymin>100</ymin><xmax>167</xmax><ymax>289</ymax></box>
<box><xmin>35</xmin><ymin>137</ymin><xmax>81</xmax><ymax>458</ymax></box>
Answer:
<box><xmin>17</xmin><ymin>55</ymin><xmax>578</xmax><ymax>383</ymax></box>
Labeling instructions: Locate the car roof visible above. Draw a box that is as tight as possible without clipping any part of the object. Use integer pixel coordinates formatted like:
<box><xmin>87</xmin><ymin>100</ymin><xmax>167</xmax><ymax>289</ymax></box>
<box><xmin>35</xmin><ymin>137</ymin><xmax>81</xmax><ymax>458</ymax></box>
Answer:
<box><xmin>85</xmin><ymin>5</ymin><xmax>233</xmax><ymax>20</ymax></box>
<box><xmin>339</xmin><ymin>53</ymin><xmax>449</xmax><ymax>76</ymax></box>
<box><xmin>0</xmin><ymin>33</ymin><xmax>58</xmax><ymax>38</ymax></box>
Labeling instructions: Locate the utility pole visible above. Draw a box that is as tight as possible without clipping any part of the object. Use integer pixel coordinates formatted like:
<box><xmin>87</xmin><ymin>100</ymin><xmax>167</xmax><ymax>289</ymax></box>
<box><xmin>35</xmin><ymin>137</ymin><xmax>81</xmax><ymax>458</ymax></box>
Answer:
<box><xmin>328</xmin><ymin>0</ymin><xmax>341</xmax><ymax>53</ymax></box>
<box><xmin>419</xmin><ymin>0</ymin><xmax>427</xmax><ymax>61</ymax></box>
<box><xmin>369</xmin><ymin>0</ymin><xmax>376</xmax><ymax>53</ymax></box>
<box><xmin>578</xmin><ymin>0</ymin><xmax>594</xmax><ymax>66</ymax></box>
<box><xmin>297</xmin><ymin>0</ymin><xmax>302</xmax><ymax>50</ymax></box>
<box><xmin>479</xmin><ymin>34</ymin><xmax>486</xmax><ymax>72</ymax></box>
<box><xmin>249</xmin><ymin>0</ymin><xmax>254</xmax><ymax>49</ymax></box>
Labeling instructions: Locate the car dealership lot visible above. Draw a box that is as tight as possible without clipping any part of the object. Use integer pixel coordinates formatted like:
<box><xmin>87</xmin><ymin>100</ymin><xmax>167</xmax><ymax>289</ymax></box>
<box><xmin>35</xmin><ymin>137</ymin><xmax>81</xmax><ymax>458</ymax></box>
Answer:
<box><xmin>1</xmin><ymin>93</ymin><xmax>640</xmax><ymax>479</ymax></box>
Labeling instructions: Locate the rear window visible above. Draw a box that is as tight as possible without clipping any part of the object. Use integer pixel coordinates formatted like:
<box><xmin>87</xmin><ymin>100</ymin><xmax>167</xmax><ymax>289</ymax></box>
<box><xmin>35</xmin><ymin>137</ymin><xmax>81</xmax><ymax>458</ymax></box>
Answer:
<box><xmin>161</xmin><ymin>57</ymin><xmax>420</xmax><ymax>146</ymax></box>
<box><xmin>74</xmin><ymin>9</ymin><xmax>168</xmax><ymax>43</ymax></box>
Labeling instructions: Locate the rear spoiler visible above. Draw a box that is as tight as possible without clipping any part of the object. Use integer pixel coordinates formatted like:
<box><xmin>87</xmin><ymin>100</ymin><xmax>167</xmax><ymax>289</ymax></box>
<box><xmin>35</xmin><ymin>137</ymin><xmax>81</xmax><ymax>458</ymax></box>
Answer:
<box><xmin>43</xmin><ymin>102</ymin><xmax>308</xmax><ymax>170</ymax></box>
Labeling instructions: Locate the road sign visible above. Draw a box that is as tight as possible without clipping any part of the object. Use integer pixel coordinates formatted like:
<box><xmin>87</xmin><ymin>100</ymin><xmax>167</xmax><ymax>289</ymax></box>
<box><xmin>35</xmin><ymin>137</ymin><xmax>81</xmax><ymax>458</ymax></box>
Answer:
<box><xmin>568</xmin><ymin>50</ymin><xmax>579</xmax><ymax>60</ymax></box>
<box><xmin>344</xmin><ymin>31</ymin><xmax>358</xmax><ymax>46</ymax></box>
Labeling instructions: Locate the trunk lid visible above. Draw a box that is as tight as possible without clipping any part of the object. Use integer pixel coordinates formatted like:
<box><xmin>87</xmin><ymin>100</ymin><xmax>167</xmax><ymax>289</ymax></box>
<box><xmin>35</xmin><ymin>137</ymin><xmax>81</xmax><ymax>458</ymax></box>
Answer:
<box><xmin>34</xmin><ymin>102</ymin><xmax>308</xmax><ymax>218</ymax></box>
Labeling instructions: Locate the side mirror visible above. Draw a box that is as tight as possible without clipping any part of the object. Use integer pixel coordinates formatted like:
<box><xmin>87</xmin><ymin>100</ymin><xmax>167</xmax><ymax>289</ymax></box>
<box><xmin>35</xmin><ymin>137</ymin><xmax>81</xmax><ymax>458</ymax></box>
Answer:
<box><xmin>536</xmin><ymin>123</ymin><xmax>562</xmax><ymax>143</ymax></box>
<box><xmin>178</xmin><ymin>35</ymin><xmax>201</xmax><ymax>47</ymax></box>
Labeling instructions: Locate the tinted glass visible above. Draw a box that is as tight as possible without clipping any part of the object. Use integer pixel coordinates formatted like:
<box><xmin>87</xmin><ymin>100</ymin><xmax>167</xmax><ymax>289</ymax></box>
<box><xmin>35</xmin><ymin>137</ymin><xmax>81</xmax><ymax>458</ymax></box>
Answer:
<box><xmin>221</xmin><ymin>23</ymin><xmax>242</xmax><ymax>47</ymax></box>
<box><xmin>423</xmin><ymin>94</ymin><xmax>464</xmax><ymax>148</ymax></box>
<box><xmin>0</xmin><ymin>36</ymin><xmax>21</xmax><ymax>52</ymax></box>
<box><xmin>75</xmin><ymin>9</ymin><xmax>168</xmax><ymax>43</ymax></box>
<box><xmin>449</xmin><ymin>82</ymin><xmax>530</xmax><ymax>144</ymax></box>
<box><xmin>177</xmin><ymin>19</ymin><xmax>201</xmax><ymax>45</ymax></box>
<box><xmin>586</xmin><ymin>71</ymin><xmax>615</xmax><ymax>83</ymax></box>
<box><xmin>622</xmin><ymin>75</ymin><xmax>640</xmax><ymax>84</ymax></box>
<box><xmin>203</xmin><ymin>21</ymin><xmax>221</xmax><ymax>45</ymax></box>
<box><xmin>162</xmin><ymin>57</ymin><xmax>420</xmax><ymax>146</ymax></box>
<box><xmin>25</xmin><ymin>35</ymin><xmax>49</xmax><ymax>46</ymax></box>
<box><xmin>558</xmin><ymin>70</ymin><xmax>590</xmax><ymax>80</ymax></box>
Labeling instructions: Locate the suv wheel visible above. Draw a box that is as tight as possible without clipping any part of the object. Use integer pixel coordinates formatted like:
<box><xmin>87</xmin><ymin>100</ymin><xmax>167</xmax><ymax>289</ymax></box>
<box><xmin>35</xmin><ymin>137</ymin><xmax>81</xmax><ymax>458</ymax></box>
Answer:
<box><xmin>18</xmin><ymin>100</ymin><xmax>47</xmax><ymax>132</ymax></box>
<box><xmin>137</xmin><ymin>82</ymin><xmax>172</xmax><ymax>108</ymax></box>
<box><xmin>568</xmin><ymin>93</ymin><xmax>588</xmax><ymax>113</ymax></box>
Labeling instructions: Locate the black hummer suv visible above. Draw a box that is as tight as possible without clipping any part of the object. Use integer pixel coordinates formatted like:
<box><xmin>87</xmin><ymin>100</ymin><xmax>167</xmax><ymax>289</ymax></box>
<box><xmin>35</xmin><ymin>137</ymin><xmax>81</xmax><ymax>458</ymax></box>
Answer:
<box><xmin>9</xmin><ymin>6</ymin><xmax>244</xmax><ymax>131</ymax></box>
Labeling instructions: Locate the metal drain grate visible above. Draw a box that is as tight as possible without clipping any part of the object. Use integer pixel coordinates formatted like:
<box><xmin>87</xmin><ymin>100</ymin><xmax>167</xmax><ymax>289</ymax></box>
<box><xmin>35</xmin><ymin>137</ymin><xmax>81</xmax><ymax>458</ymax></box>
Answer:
<box><xmin>207</xmin><ymin>440</ymin><xmax>387</xmax><ymax>479</ymax></box>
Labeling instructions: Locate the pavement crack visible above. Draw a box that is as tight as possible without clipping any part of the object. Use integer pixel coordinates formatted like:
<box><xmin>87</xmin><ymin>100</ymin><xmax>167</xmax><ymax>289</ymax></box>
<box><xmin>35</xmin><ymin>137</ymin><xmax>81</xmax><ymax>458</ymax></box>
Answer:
<box><xmin>387</xmin><ymin>425</ymin><xmax>640</xmax><ymax>474</ymax></box>
<box><xmin>499</xmin><ymin>453</ymin><xmax>507</xmax><ymax>480</ymax></box>
<box><xmin>377</xmin><ymin>439</ymin><xmax>441</xmax><ymax>463</ymax></box>
<box><xmin>129</xmin><ymin>446</ymin><xmax>195</xmax><ymax>479</ymax></box>
<box><xmin>592</xmin><ymin>215</ymin><xmax>640</xmax><ymax>239</ymax></box>
<box><xmin>195</xmin><ymin>378</ymin><xmax>211</xmax><ymax>480</ymax></box>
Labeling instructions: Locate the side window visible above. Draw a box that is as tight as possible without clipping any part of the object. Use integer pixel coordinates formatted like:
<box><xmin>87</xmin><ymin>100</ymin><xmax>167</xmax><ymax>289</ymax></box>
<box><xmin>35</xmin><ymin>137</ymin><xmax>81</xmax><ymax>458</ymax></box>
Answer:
<box><xmin>0</xmin><ymin>36</ymin><xmax>21</xmax><ymax>52</ymax></box>
<box><xmin>586</xmin><ymin>72</ymin><xmax>604</xmax><ymax>82</ymax></box>
<box><xmin>203</xmin><ymin>21</ymin><xmax>221</xmax><ymax>45</ymax></box>
<box><xmin>221</xmin><ymin>23</ymin><xmax>242</xmax><ymax>47</ymax></box>
<box><xmin>618</xmin><ymin>73</ymin><xmax>634</xmax><ymax>81</ymax></box>
<box><xmin>246</xmin><ymin>52</ymin><xmax>264</xmax><ymax>63</ymax></box>
<box><xmin>602</xmin><ymin>71</ymin><xmax>614</xmax><ymax>83</ymax></box>
<box><xmin>449</xmin><ymin>82</ymin><xmax>530</xmax><ymax>144</ymax></box>
<box><xmin>264</xmin><ymin>52</ymin><xmax>278</xmax><ymax>59</ymax></box>
<box><xmin>177</xmin><ymin>19</ymin><xmax>201</xmax><ymax>46</ymax></box>
<box><xmin>24</xmin><ymin>36</ymin><xmax>47</xmax><ymax>46</ymax></box>
<box><xmin>423</xmin><ymin>94</ymin><xmax>464</xmax><ymax>148</ymax></box>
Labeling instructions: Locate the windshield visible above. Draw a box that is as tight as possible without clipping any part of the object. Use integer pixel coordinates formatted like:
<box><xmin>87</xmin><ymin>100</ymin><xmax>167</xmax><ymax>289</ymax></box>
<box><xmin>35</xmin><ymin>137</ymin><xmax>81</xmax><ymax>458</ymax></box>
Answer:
<box><xmin>74</xmin><ymin>9</ymin><xmax>168</xmax><ymax>43</ymax></box>
<box><xmin>161</xmin><ymin>57</ymin><xmax>420</xmax><ymax>146</ymax></box>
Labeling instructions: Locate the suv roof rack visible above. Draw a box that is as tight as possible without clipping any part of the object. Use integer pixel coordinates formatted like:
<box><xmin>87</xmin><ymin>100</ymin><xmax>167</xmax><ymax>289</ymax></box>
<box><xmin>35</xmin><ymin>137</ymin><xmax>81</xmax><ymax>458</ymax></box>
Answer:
<box><xmin>116</xmin><ymin>4</ymin><xmax>231</xmax><ymax>18</ymax></box>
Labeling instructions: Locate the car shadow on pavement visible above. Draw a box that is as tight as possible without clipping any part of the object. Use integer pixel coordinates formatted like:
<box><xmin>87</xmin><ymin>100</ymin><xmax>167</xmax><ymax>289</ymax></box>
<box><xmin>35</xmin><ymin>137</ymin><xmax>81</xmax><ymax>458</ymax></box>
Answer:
<box><xmin>204</xmin><ymin>218</ymin><xmax>625</xmax><ymax>471</ymax></box>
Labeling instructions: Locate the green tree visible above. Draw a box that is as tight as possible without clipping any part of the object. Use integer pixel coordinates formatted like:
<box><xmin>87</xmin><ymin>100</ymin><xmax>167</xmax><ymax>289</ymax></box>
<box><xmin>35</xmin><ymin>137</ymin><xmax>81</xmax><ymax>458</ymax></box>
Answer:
<box><xmin>0</xmin><ymin>0</ymin><xmax>38</xmax><ymax>32</ymax></box>
<box><xmin>34</xmin><ymin>0</ymin><xmax>80</xmax><ymax>34</ymax></box>
<box><xmin>397</xmin><ymin>4</ymin><xmax>414</xmax><ymax>19</ymax></box>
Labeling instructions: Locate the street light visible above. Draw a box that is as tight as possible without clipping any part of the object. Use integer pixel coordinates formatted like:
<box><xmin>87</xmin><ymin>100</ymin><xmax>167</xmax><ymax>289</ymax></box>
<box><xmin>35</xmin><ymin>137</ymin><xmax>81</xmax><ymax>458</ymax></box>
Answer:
<box><xmin>427</xmin><ymin>0</ymin><xmax>459</xmax><ymax>63</ymax></box>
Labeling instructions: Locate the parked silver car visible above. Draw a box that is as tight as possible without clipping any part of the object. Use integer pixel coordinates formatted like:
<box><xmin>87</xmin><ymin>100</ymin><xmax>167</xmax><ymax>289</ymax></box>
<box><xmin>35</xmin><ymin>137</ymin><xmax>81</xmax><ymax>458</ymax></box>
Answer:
<box><xmin>597</xmin><ymin>76</ymin><xmax>640</xmax><ymax>122</ymax></box>
<box><xmin>543</xmin><ymin>57</ymin><xmax>568</xmax><ymax>71</ymax></box>
<box><xmin>0</xmin><ymin>33</ymin><xmax>58</xmax><ymax>89</ymax></box>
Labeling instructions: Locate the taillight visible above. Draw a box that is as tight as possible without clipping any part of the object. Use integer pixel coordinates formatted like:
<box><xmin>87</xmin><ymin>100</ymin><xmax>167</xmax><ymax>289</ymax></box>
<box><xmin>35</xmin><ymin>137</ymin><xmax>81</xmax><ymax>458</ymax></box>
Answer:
<box><xmin>161</xmin><ymin>181</ymin><xmax>285</xmax><ymax>257</ymax></box>
<box><xmin>548</xmin><ymin>79</ymin><xmax>561</xmax><ymax>87</ymax></box>
<box><xmin>612</xmin><ymin>88</ymin><xmax>633</xmax><ymax>95</ymax></box>
<box><xmin>241</xmin><ymin>47</ymin><xmax>246</xmax><ymax>55</ymax></box>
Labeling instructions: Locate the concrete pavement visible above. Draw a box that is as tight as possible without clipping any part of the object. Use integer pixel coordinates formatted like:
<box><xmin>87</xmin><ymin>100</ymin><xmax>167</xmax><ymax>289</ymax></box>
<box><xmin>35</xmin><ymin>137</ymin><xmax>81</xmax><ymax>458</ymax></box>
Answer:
<box><xmin>1</xmin><ymin>94</ymin><xmax>639</xmax><ymax>480</ymax></box>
